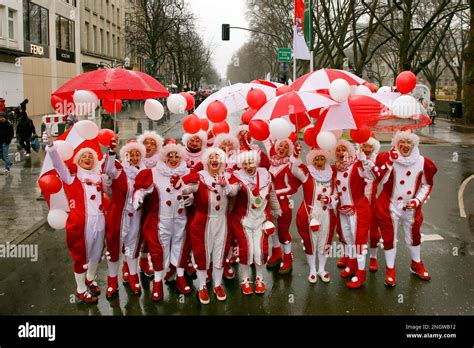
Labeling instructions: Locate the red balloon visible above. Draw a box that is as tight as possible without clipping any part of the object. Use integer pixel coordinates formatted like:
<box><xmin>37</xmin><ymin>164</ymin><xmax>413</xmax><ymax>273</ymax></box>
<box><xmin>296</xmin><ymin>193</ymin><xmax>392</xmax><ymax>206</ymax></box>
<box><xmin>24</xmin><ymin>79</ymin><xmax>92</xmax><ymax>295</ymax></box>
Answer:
<box><xmin>350</xmin><ymin>126</ymin><xmax>371</xmax><ymax>144</ymax></box>
<box><xmin>276</xmin><ymin>85</ymin><xmax>292</xmax><ymax>96</ymax></box>
<box><xmin>98</xmin><ymin>128</ymin><xmax>116</xmax><ymax>147</ymax></box>
<box><xmin>51</xmin><ymin>95</ymin><xmax>63</xmax><ymax>112</ymax></box>
<box><xmin>102</xmin><ymin>99</ymin><xmax>123</xmax><ymax>113</ymax></box>
<box><xmin>200</xmin><ymin>118</ymin><xmax>209</xmax><ymax>131</ymax></box>
<box><xmin>363</xmin><ymin>82</ymin><xmax>377</xmax><ymax>93</ymax></box>
<box><xmin>249</xmin><ymin>119</ymin><xmax>270</xmax><ymax>141</ymax></box>
<box><xmin>241</xmin><ymin>108</ymin><xmax>258</xmax><ymax>124</ymax></box>
<box><xmin>38</xmin><ymin>174</ymin><xmax>62</xmax><ymax>195</ymax></box>
<box><xmin>246</xmin><ymin>88</ymin><xmax>267</xmax><ymax>109</ymax></box>
<box><xmin>183</xmin><ymin>114</ymin><xmax>201</xmax><ymax>134</ymax></box>
<box><xmin>396</xmin><ymin>71</ymin><xmax>417</xmax><ymax>94</ymax></box>
<box><xmin>212</xmin><ymin>121</ymin><xmax>230</xmax><ymax>135</ymax></box>
<box><xmin>180</xmin><ymin>92</ymin><xmax>195</xmax><ymax>111</ymax></box>
<box><xmin>289</xmin><ymin>132</ymin><xmax>298</xmax><ymax>143</ymax></box>
<box><xmin>303</xmin><ymin>126</ymin><xmax>317</xmax><ymax>147</ymax></box>
<box><xmin>206</xmin><ymin>100</ymin><xmax>227</xmax><ymax>123</ymax></box>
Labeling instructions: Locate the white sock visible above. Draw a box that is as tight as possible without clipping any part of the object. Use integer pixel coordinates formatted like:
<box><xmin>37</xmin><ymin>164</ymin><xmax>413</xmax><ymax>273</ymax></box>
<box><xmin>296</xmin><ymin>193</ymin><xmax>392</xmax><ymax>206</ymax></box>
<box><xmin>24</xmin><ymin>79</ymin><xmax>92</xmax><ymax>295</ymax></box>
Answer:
<box><xmin>317</xmin><ymin>254</ymin><xmax>328</xmax><ymax>274</ymax></box>
<box><xmin>86</xmin><ymin>263</ymin><xmax>99</xmax><ymax>282</ymax></box>
<box><xmin>347</xmin><ymin>244</ymin><xmax>356</xmax><ymax>259</ymax></box>
<box><xmin>154</xmin><ymin>270</ymin><xmax>162</xmax><ymax>282</ymax></box>
<box><xmin>343</xmin><ymin>244</ymin><xmax>349</xmax><ymax>258</ymax></box>
<box><xmin>305</xmin><ymin>254</ymin><xmax>317</xmax><ymax>275</ymax></box>
<box><xmin>283</xmin><ymin>243</ymin><xmax>292</xmax><ymax>254</ymax></box>
<box><xmin>107</xmin><ymin>260</ymin><xmax>119</xmax><ymax>277</ymax></box>
<box><xmin>240</xmin><ymin>264</ymin><xmax>250</xmax><ymax>281</ymax></box>
<box><xmin>126</xmin><ymin>257</ymin><xmax>138</xmax><ymax>275</ymax></box>
<box><xmin>177</xmin><ymin>267</ymin><xmax>185</xmax><ymax>277</ymax></box>
<box><xmin>197</xmin><ymin>270</ymin><xmax>207</xmax><ymax>290</ymax></box>
<box><xmin>369</xmin><ymin>247</ymin><xmax>378</xmax><ymax>259</ymax></box>
<box><xmin>407</xmin><ymin>245</ymin><xmax>421</xmax><ymax>262</ymax></box>
<box><xmin>140</xmin><ymin>252</ymin><xmax>148</xmax><ymax>259</ymax></box>
<box><xmin>212</xmin><ymin>267</ymin><xmax>224</xmax><ymax>287</ymax></box>
<box><xmin>255</xmin><ymin>264</ymin><xmax>264</xmax><ymax>279</ymax></box>
<box><xmin>271</xmin><ymin>234</ymin><xmax>281</xmax><ymax>248</ymax></box>
<box><xmin>384</xmin><ymin>248</ymin><xmax>397</xmax><ymax>268</ymax></box>
<box><xmin>356</xmin><ymin>253</ymin><xmax>366</xmax><ymax>270</ymax></box>
<box><xmin>74</xmin><ymin>272</ymin><xmax>87</xmax><ymax>293</ymax></box>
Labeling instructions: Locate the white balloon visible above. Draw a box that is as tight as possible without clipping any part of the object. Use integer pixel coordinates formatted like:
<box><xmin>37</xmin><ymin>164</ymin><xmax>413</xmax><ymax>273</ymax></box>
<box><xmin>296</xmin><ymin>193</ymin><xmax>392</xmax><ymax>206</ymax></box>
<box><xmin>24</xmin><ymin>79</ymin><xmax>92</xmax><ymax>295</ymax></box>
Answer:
<box><xmin>53</xmin><ymin>140</ymin><xmax>74</xmax><ymax>161</ymax></box>
<box><xmin>377</xmin><ymin>86</ymin><xmax>392</xmax><ymax>93</ymax></box>
<box><xmin>75</xmin><ymin>120</ymin><xmax>99</xmax><ymax>140</ymax></box>
<box><xmin>331</xmin><ymin>129</ymin><xmax>343</xmax><ymax>139</ymax></box>
<box><xmin>47</xmin><ymin>209</ymin><xmax>68</xmax><ymax>230</ymax></box>
<box><xmin>317</xmin><ymin>131</ymin><xmax>337</xmax><ymax>151</ymax></box>
<box><xmin>73</xmin><ymin>90</ymin><xmax>98</xmax><ymax>115</ymax></box>
<box><xmin>329</xmin><ymin>79</ymin><xmax>351</xmax><ymax>102</ymax></box>
<box><xmin>144</xmin><ymin>99</ymin><xmax>164</xmax><ymax>120</ymax></box>
<box><xmin>167</xmin><ymin>94</ymin><xmax>187</xmax><ymax>114</ymax></box>
<box><xmin>354</xmin><ymin>85</ymin><xmax>372</xmax><ymax>96</ymax></box>
<box><xmin>349</xmin><ymin>85</ymin><xmax>358</xmax><ymax>96</ymax></box>
<box><xmin>391</xmin><ymin>95</ymin><xmax>422</xmax><ymax>118</ymax></box>
<box><xmin>269</xmin><ymin>118</ymin><xmax>292</xmax><ymax>140</ymax></box>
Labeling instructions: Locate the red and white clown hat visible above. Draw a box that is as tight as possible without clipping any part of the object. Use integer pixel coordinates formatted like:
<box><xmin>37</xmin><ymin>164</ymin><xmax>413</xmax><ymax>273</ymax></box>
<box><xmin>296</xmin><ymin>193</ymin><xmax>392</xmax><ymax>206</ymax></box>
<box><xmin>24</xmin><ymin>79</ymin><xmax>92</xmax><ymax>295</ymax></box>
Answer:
<box><xmin>333</xmin><ymin>139</ymin><xmax>356</xmax><ymax>159</ymax></box>
<box><xmin>137</xmin><ymin>130</ymin><xmax>164</xmax><ymax>150</ymax></box>
<box><xmin>182</xmin><ymin>130</ymin><xmax>208</xmax><ymax>149</ymax></box>
<box><xmin>237</xmin><ymin>150</ymin><xmax>261</xmax><ymax>168</ymax></box>
<box><xmin>119</xmin><ymin>141</ymin><xmax>146</xmax><ymax>162</ymax></box>
<box><xmin>235</xmin><ymin>124</ymin><xmax>250</xmax><ymax>135</ymax></box>
<box><xmin>272</xmin><ymin>138</ymin><xmax>294</xmax><ymax>157</ymax></box>
<box><xmin>213</xmin><ymin>133</ymin><xmax>239</xmax><ymax>152</ymax></box>
<box><xmin>306</xmin><ymin>148</ymin><xmax>332</xmax><ymax>165</ymax></box>
<box><xmin>158</xmin><ymin>143</ymin><xmax>186</xmax><ymax>162</ymax></box>
<box><xmin>391</xmin><ymin>130</ymin><xmax>420</xmax><ymax>148</ymax></box>
<box><xmin>201</xmin><ymin>147</ymin><xmax>227</xmax><ymax>173</ymax></box>
<box><xmin>73</xmin><ymin>147</ymin><xmax>100</xmax><ymax>172</ymax></box>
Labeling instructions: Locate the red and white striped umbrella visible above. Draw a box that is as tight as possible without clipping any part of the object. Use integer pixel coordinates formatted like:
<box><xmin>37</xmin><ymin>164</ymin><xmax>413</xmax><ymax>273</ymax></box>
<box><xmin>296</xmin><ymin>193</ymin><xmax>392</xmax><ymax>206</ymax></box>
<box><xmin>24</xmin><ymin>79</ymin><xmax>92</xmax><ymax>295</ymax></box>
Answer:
<box><xmin>250</xmin><ymin>79</ymin><xmax>284</xmax><ymax>89</ymax></box>
<box><xmin>316</xmin><ymin>92</ymin><xmax>431</xmax><ymax>132</ymax></box>
<box><xmin>252</xmin><ymin>90</ymin><xmax>338</xmax><ymax>130</ymax></box>
<box><xmin>292</xmin><ymin>68</ymin><xmax>366</xmax><ymax>92</ymax></box>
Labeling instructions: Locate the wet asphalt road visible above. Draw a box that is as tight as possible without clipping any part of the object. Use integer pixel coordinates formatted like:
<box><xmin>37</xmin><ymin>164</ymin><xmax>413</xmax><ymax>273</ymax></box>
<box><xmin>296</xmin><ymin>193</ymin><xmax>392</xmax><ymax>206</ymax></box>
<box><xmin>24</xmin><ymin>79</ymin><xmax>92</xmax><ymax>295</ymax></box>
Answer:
<box><xmin>0</xmin><ymin>134</ymin><xmax>473</xmax><ymax>315</ymax></box>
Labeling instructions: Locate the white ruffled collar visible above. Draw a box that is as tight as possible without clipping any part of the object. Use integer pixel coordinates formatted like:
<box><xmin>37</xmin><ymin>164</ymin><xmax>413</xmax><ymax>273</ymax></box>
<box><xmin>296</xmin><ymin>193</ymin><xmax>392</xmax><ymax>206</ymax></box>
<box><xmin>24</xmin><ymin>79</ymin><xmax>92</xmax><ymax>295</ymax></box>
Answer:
<box><xmin>308</xmin><ymin>164</ymin><xmax>332</xmax><ymax>183</ymax></box>
<box><xmin>122</xmin><ymin>160</ymin><xmax>146</xmax><ymax>180</ymax></box>
<box><xmin>394</xmin><ymin>147</ymin><xmax>420</xmax><ymax>167</ymax></box>
<box><xmin>157</xmin><ymin>160</ymin><xmax>189</xmax><ymax>177</ymax></box>
<box><xmin>77</xmin><ymin>167</ymin><xmax>101</xmax><ymax>184</ymax></box>
<box><xmin>142</xmin><ymin>153</ymin><xmax>159</xmax><ymax>169</ymax></box>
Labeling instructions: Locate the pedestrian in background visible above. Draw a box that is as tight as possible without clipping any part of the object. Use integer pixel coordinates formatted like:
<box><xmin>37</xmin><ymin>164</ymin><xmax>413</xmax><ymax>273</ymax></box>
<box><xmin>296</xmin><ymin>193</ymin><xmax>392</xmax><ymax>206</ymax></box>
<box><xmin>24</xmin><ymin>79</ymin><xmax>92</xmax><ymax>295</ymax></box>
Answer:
<box><xmin>65</xmin><ymin>113</ymin><xmax>78</xmax><ymax>130</ymax></box>
<box><xmin>0</xmin><ymin>114</ymin><xmax>14</xmax><ymax>174</ymax></box>
<box><xmin>428</xmin><ymin>101</ymin><xmax>436</xmax><ymax>125</ymax></box>
<box><xmin>16</xmin><ymin>111</ymin><xmax>36</xmax><ymax>157</ymax></box>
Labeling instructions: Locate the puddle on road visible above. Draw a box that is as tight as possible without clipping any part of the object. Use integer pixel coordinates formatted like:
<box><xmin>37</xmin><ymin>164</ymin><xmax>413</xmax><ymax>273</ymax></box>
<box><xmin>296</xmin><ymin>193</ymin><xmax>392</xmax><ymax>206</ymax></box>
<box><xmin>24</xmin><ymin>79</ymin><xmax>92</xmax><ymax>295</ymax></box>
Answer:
<box><xmin>450</xmin><ymin>126</ymin><xmax>474</xmax><ymax>134</ymax></box>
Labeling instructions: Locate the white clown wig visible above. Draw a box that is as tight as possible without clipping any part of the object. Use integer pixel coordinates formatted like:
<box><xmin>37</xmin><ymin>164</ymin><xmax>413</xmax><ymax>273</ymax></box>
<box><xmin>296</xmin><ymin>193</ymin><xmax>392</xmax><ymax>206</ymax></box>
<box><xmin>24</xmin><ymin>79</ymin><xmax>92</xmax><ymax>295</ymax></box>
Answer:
<box><xmin>235</xmin><ymin>124</ymin><xmax>249</xmax><ymax>135</ymax></box>
<box><xmin>159</xmin><ymin>143</ymin><xmax>186</xmax><ymax>162</ymax></box>
<box><xmin>237</xmin><ymin>150</ymin><xmax>261</xmax><ymax>168</ymax></box>
<box><xmin>201</xmin><ymin>147</ymin><xmax>227</xmax><ymax>174</ymax></box>
<box><xmin>274</xmin><ymin>138</ymin><xmax>294</xmax><ymax>157</ymax></box>
<box><xmin>306</xmin><ymin>148</ymin><xmax>332</xmax><ymax>166</ymax></box>
<box><xmin>182</xmin><ymin>130</ymin><xmax>208</xmax><ymax>148</ymax></box>
<box><xmin>363</xmin><ymin>137</ymin><xmax>381</xmax><ymax>154</ymax></box>
<box><xmin>137</xmin><ymin>130</ymin><xmax>164</xmax><ymax>150</ymax></box>
<box><xmin>333</xmin><ymin>139</ymin><xmax>356</xmax><ymax>159</ymax></box>
<box><xmin>213</xmin><ymin>133</ymin><xmax>239</xmax><ymax>152</ymax></box>
<box><xmin>74</xmin><ymin>147</ymin><xmax>100</xmax><ymax>171</ymax></box>
<box><xmin>391</xmin><ymin>130</ymin><xmax>420</xmax><ymax>148</ymax></box>
<box><xmin>119</xmin><ymin>141</ymin><xmax>146</xmax><ymax>162</ymax></box>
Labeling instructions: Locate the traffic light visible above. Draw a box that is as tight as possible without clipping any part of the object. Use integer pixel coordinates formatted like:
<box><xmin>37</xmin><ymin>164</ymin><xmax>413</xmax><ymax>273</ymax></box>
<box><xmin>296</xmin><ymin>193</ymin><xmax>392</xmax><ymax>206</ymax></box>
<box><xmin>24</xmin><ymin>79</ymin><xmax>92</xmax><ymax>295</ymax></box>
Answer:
<box><xmin>222</xmin><ymin>24</ymin><xmax>230</xmax><ymax>41</ymax></box>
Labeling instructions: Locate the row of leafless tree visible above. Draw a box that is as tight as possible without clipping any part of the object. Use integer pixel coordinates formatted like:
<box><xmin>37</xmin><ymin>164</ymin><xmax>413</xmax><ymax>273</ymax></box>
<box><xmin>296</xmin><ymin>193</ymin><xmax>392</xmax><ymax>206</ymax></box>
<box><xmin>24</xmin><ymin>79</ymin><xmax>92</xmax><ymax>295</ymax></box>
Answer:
<box><xmin>227</xmin><ymin>0</ymin><xmax>469</xmax><ymax>101</ymax></box>
<box><xmin>125</xmin><ymin>0</ymin><xmax>220</xmax><ymax>91</ymax></box>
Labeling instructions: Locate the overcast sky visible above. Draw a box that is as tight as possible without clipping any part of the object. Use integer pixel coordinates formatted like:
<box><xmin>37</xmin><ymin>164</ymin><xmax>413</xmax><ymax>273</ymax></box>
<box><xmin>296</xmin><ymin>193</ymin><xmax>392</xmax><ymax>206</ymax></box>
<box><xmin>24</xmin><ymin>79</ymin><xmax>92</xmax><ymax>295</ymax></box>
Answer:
<box><xmin>187</xmin><ymin>0</ymin><xmax>250</xmax><ymax>80</ymax></box>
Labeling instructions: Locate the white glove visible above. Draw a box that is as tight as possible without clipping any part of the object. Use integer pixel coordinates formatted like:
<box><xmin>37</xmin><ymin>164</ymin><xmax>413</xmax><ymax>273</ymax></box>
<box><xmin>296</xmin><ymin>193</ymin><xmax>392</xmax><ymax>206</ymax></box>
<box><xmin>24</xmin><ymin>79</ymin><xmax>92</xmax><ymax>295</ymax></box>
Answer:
<box><xmin>183</xmin><ymin>194</ymin><xmax>194</xmax><ymax>207</ymax></box>
<box><xmin>271</xmin><ymin>208</ymin><xmax>283</xmax><ymax>218</ymax></box>
<box><xmin>133</xmin><ymin>192</ymin><xmax>145</xmax><ymax>210</ymax></box>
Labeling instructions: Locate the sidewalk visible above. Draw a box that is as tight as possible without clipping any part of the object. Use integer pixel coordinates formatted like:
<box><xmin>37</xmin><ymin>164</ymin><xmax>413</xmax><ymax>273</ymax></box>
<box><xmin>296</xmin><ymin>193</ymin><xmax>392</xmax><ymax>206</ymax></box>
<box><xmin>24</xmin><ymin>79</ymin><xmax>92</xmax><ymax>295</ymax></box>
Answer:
<box><xmin>0</xmin><ymin>113</ymin><xmax>186</xmax><ymax>245</ymax></box>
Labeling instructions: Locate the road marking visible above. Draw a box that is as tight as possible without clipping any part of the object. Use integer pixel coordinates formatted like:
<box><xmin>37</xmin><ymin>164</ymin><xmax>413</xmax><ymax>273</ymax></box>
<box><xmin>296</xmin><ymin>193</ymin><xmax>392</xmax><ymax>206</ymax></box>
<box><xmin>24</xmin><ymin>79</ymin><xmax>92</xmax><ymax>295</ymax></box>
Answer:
<box><xmin>421</xmin><ymin>233</ymin><xmax>444</xmax><ymax>242</ymax></box>
<box><xmin>458</xmin><ymin>174</ymin><xmax>474</xmax><ymax>218</ymax></box>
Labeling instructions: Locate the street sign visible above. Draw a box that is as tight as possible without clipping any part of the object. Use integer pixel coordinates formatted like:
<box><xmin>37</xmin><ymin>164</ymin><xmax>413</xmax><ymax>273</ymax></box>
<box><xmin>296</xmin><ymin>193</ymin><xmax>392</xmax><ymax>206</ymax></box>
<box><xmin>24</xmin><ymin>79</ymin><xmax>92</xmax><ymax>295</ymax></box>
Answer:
<box><xmin>278</xmin><ymin>48</ymin><xmax>292</xmax><ymax>62</ymax></box>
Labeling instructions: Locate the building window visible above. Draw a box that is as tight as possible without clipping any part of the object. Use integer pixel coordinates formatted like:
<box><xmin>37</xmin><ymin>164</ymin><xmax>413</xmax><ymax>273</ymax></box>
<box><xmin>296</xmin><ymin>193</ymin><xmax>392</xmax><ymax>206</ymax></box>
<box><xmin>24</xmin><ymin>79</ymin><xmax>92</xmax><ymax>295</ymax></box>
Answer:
<box><xmin>92</xmin><ymin>25</ymin><xmax>97</xmax><ymax>52</ymax></box>
<box><xmin>112</xmin><ymin>4</ymin><xmax>115</xmax><ymax>22</ymax></box>
<box><xmin>8</xmin><ymin>8</ymin><xmax>16</xmax><ymax>40</ymax></box>
<box><xmin>100</xmin><ymin>28</ymin><xmax>105</xmax><ymax>54</ymax></box>
<box><xmin>84</xmin><ymin>21</ymin><xmax>89</xmax><ymax>51</ymax></box>
<box><xmin>56</xmin><ymin>15</ymin><xmax>74</xmax><ymax>51</ymax></box>
<box><xmin>23</xmin><ymin>0</ymin><xmax>49</xmax><ymax>45</ymax></box>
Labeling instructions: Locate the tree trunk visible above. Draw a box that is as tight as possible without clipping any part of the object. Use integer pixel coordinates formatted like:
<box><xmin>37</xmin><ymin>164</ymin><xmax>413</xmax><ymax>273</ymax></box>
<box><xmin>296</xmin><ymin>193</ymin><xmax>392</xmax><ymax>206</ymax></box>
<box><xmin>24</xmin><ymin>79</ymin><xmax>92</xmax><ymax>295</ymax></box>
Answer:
<box><xmin>462</xmin><ymin>3</ymin><xmax>474</xmax><ymax>124</ymax></box>
<box><xmin>456</xmin><ymin>77</ymin><xmax>463</xmax><ymax>101</ymax></box>
<box><xmin>429</xmin><ymin>80</ymin><xmax>437</xmax><ymax>101</ymax></box>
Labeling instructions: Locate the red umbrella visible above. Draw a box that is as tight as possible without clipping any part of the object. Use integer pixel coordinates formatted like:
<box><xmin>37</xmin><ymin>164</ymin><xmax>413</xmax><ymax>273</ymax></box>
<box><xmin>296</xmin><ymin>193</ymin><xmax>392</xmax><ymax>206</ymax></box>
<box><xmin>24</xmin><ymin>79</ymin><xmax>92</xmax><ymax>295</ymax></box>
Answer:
<box><xmin>252</xmin><ymin>90</ymin><xmax>338</xmax><ymax>131</ymax></box>
<box><xmin>250</xmin><ymin>79</ymin><xmax>284</xmax><ymax>89</ymax></box>
<box><xmin>292</xmin><ymin>68</ymin><xmax>366</xmax><ymax>92</ymax></box>
<box><xmin>52</xmin><ymin>68</ymin><xmax>169</xmax><ymax>100</ymax></box>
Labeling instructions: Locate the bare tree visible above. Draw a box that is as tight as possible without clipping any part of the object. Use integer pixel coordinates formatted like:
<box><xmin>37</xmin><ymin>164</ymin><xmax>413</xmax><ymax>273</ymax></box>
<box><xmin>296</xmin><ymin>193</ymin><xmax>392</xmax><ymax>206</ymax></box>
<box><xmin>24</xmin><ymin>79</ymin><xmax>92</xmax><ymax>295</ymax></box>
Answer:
<box><xmin>463</xmin><ymin>0</ymin><xmax>474</xmax><ymax>124</ymax></box>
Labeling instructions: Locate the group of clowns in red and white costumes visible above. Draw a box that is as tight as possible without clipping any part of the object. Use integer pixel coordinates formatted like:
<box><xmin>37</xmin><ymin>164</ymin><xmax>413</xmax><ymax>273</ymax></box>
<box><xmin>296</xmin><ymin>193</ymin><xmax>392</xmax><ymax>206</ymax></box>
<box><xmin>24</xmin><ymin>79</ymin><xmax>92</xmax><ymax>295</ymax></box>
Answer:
<box><xmin>46</xmin><ymin>121</ymin><xmax>436</xmax><ymax>304</ymax></box>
